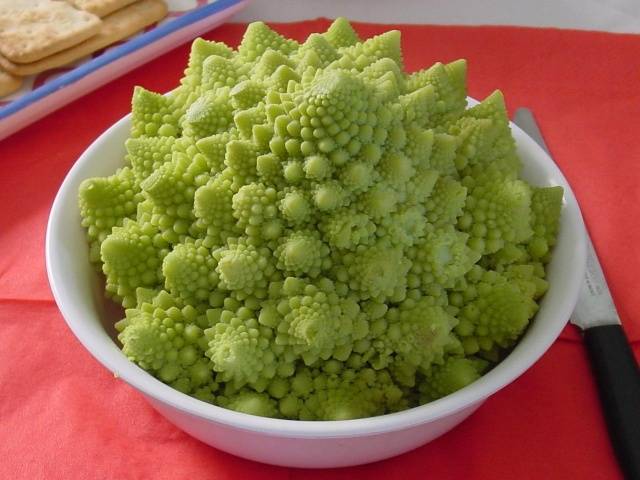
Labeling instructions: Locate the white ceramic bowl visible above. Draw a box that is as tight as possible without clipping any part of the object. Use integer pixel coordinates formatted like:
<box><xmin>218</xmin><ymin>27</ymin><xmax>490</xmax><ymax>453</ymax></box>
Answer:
<box><xmin>46</xmin><ymin>103</ymin><xmax>586</xmax><ymax>468</ymax></box>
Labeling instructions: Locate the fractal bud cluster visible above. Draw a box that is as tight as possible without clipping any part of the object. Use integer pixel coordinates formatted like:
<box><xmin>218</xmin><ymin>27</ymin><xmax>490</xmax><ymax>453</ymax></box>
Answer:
<box><xmin>78</xmin><ymin>18</ymin><xmax>563</xmax><ymax>420</ymax></box>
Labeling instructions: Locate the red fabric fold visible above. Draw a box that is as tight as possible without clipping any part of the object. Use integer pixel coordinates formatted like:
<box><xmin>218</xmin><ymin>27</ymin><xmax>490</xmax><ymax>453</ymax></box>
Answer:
<box><xmin>0</xmin><ymin>20</ymin><xmax>638</xmax><ymax>479</ymax></box>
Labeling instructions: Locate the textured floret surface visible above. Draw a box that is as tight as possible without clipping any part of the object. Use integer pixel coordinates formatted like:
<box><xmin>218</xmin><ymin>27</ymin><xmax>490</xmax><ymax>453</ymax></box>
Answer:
<box><xmin>78</xmin><ymin>18</ymin><xmax>563</xmax><ymax>420</ymax></box>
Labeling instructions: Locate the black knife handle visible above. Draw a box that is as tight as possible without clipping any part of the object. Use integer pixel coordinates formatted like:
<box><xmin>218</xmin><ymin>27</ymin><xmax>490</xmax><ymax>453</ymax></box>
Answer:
<box><xmin>584</xmin><ymin>324</ymin><xmax>640</xmax><ymax>480</ymax></box>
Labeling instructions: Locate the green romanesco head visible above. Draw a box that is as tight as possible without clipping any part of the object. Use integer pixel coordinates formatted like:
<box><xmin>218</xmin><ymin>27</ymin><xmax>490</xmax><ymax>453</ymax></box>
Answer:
<box><xmin>79</xmin><ymin>17</ymin><xmax>564</xmax><ymax>421</ymax></box>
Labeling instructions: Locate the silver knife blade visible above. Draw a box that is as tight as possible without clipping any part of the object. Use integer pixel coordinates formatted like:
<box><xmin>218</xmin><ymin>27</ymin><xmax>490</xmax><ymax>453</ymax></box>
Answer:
<box><xmin>513</xmin><ymin>108</ymin><xmax>621</xmax><ymax>329</ymax></box>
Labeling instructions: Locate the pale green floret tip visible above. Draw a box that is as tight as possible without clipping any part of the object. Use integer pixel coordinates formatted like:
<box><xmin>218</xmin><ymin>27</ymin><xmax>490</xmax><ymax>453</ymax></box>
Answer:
<box><xmin>340</xmin><ymin>29</ymin><xmax>403</xmax><ymax>71</ymax></box>
<box><xmin>341</xmin><ymin>161</ymin><xmax>375</xmax><ymax>193</ymax></box>
<box><xmin>292</xmin><ymin>367</ymin><xmax>405</xmax><ymax>420</ymax></box>
<box><xmin>116</xmin><ymin>291</ymin><xmax>217</xmax><ymax>398</ymax></box>
<box><xmin>163</xmin><ymin>240</ymin><xmax>218</xmax><ymax>306</ymax></box>
<box><xmin>296</xmin><ymin>33</ymin><xmax>340</xmax><ymax>70</ymax></box>
<box><xmin>420</xmin><ymin>356</ymin><xmax>487</xmax><ymax>402</ymax></box>
<box><xmin>360</xmin><ymin>183</ymin><xmax>399</xmax><ymax>219</ymax></box>
<box><xmin>528</xmin><ymin>186</ymin><xmax>563</xmax><ymax>261</ymax></box>
<box><xmin>232</xmin><ymin>182</ymin><xmax>278</xmax><ymax>232</ymax></box>
<box><xmin>126</xmin><ymin>136</ymin><xmax>175</xmax><ymax>183</ymax></box>
<box><xmin>425</xmin><ymin>176</ymin><xmax>467</xmax><ymax>227</ymax></box>
<box><xmin>182</xmin><ymin>89</ymin><xmax>234</xmax><ymax>140</ymax></box>
<box><xmin>276</xmin><ymin>231</ymin><xmax>330</xmax><ymax>277</ymax></box>
<box><xmin>222</xmin><ymin>391</ymin><xmax>278</xmax><ymax>417</ymax></box>
<box><xmin>214</xmin><ymin>241</ymin><xmax>274</xmax><ymax>295</ymax></box>
<box><xmin>80</xmin><ymin>19</ymin><xmax>563</xmax><ymax>420</ymax></box>
<box><xmin>193</xmin><ymin>174</ymin><xmax>238</xmax><ymax>246</ymax></box>
<box><xmin>131</xmin><ymin>87</ymin><xmax>181</xmax><ymax>138</ymax></box>
<box><xmin>100</xmin><ymin>219</ymin><xmax>169</xmax><ymax>308</ymax></box>
<box><xmin>79</xmin><ymin>167</ymin><xmax>143</xmax><ymax>265</ymax></box>
<box><xmin>460</xmin><ymin>179</ymin><xmax>533</xmax><ymax>254</ymax></box>
<box><xmin>323</xmin><ymin>17</ymin><xmax>360</xmax><ymax>48</ymax></box>
<box><xmin>230</xmin><ymin>80</ymin><xmax>266</xmax><ymax>110</ymax></box>
<box><xmin>201</xmin><ymin>55</ymin><xmax>243</xmax><ymax>92</ymax></box>
<box><xmin>409</xmin><ymin>227</ymin><xmax>481</xmax><ymax>288</ymax></box>
<box><xmin>196</xmin><ymin>131</ymin><xmax>236</xmax><ymax>173</ymax></box>
<box><xmin>238</xmin><ymin>22</ymin><xmax>299</xmax><ymax>61</ymax></box>
<box><xmin>313</xmin><ymin>182</ymin><xmax>345</xmax><ymax>211</ymax></box>
<box><xmin>341</xmin><ymin>242</ymin><xmax>410</xmax><ymax>301</ymax></box>
<box><xmin>454</xmin><ymin>269</ymin><xmax>538</xmax><ymax>353</ymax></box>
<box><xmin>321</xmin><ymin>209</ymin><xmax>376</xmax><ymax>250</ymax></box>
<box><xmin>234</xmin><ymin>104</ymin><xmax>267</xmax><ymax>140</ymax></box>
<box><xmin>140</xmin><ymin>151</ymin><xmax>209</xmax><ymax>244</ymax></box>
<box><xmin>205</xmin><ymin>317</ymin><xmax>277</xmax><ymax>388</ymax></box>
<box><xmin>378</xmin><ymin>204</ymin><xmax>427</xmax><ymax>247</ymax></box>
<box><xmin>304</xmin><ymin>155</ymin><xmax>332</xmax><ymax>180</ymax></box>
<box><xmin>280</xmin><ymin>190</ymin><xmax>311</xmax><ymax>224</ymax></box>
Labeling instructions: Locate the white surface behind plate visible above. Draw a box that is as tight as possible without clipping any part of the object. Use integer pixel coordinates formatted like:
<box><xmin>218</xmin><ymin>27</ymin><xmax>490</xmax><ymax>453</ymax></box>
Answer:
<box><xmin>235</xmin><ymin>0</ymin><xmax>640</xmax><ymax>34</ymax></box>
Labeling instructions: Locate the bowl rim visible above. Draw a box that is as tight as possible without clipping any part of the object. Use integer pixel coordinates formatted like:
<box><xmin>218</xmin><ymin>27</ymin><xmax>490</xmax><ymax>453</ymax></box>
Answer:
<box><xmin>46</xmin><ymin>99</ymin><xmax>587</xmax><ymax>438</ymax></box>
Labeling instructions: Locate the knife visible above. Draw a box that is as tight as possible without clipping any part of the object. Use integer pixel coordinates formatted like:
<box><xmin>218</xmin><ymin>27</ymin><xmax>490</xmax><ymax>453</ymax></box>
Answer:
<box><xmin>514</xmin><ymin>108</ymin><xmax>640</xmax><ymax>480</ymax></box>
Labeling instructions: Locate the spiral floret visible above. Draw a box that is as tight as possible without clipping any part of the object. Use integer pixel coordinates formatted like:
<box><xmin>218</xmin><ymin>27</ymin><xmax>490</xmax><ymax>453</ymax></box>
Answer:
<box><xmin>205</xmin><ymin>313</ymin><xmax>279</xmax><ymax>389</ymax></box>
<box><xmin>459</xmin><ymin>178</ymin><xmax>533</xmax><ymax>254</ymax></box>
<box><xmin>214</xmin><ymin>240</ymin><xmax>275</xmax><ymax>296</ymax></box>
<box><xmin>454</xmin><ymin>270</ymin><xmax>538</xmax><ymax>353</ymax></box>
<box><xmin>126</xmin><ymin>136</ymin><xmax>175</xmax><ymax>183</ymax></box>
<box><xmin>321</xmin><ymin>208</ymin><xmax>376</xmax><ymax>250</ymax></box>
<box><xmin>275</xmin><ymin>230</ymin><xmax>331</xmax><ymax>277</ymax></box>
<box><xmin>193</xmin><ymin>174</ymin><xmax>239</xmax><ymax>246</ymax></box>
<box><xmin>131</xmin><ymin>87</ymin><xmax>181</xmax><ymax>138</ymax></box>
<box><xmin>79</xmin><ymin>167</ymin><xmax>143</xmax><ymax>264</ymax></box>
<box><xmin>373</xmin><ymin>297</ymin><xmax>458</xmax><ymax>373</ymax></box>
<box><xmin>163</xmin><ymin>240</ymin><xmax>218</xmax><ymax>306</ymax></box>
<box><xmin>419</xmin><ymin>356</ymin><xmax>487</xmax><ymax>402</ymax></box>
<box><xmin>275</xmin><ymin>278</ymin><xmax>367</xmax><ymax>365</ymax></box>
<box><xmin>140</xmin><ymin>152</ymin><xmax>209</xmax><ymax>244</ymax></box>
<box><xmin>101</xmin><ymin>219</ymin><xmax>169</xmax><ymax>307</ymax></box>
<box><xmin>182</xmin><ymin>88</ymin><xmax>234</xmax><ymax>140</ymax></box>
<box><xmin>232</xmin><ymin>182</ymin><xmax>279</xmax><ymax>234</ymax></box>
<box><xmin>238</xmin><ymin>21</ymin><xmax>299</xmax><ymax>61</ymax></box>
<box><xmin>408</xmin><ymin>227</ymin><xmax>481</xmax><ymax>288</ymax></box>
<box><xmin>527</xmin><ymin>186</ymin><xmax>563</xmax><ymax>261</ymax></box>
<box><xmin>283</xmin><ymin>367</ymin><xmax>405</xmax><ymax>420</ymax></box>
<box><xmin>340</xmin><ymin>242</ymin><xmax>410</xmax><ymax>301</ymax></box>
<box><xmin>116</xmin><ymin>291</ymin><xmax>217</xmax><ymax>396</ymax></box>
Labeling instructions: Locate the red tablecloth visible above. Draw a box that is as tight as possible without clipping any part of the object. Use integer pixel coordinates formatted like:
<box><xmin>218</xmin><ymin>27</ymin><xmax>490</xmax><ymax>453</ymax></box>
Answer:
<box><xmin>1</xmin><ymin>20</ymin><xmax>638</xmax><ymax>479</ymax></box>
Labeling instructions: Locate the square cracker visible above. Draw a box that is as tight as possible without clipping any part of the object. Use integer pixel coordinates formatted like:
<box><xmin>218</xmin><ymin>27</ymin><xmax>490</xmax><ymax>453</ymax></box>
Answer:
<box><xmin>66</xmin><ymin>0</ymin><xmax>139</xmax><ymax>18</ymax></box>
<box><xmin>0</xmin><ymin>0</ymin><xmax>102</xmax><ymax>64</ymax></box>
<box><xmin>0</xmin><ymin>0</ymin><xmax>168</xmax><ymax>76</ymax></box>
<box><xmin>0</xmin><ymin>68</ymin><xmax>23</xmax><ymax>98</ymax></box>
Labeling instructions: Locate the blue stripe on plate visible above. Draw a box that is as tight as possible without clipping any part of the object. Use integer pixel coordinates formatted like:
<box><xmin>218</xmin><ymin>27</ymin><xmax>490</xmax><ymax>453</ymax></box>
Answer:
<box><xmin>0</xmin><ymin>0</ymin><xmax>242</xmax><ymax>120</ymax></box>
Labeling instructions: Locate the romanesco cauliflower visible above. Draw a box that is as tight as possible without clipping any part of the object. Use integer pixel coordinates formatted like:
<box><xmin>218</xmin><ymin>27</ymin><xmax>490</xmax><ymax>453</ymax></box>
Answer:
<box><xmin>78</xmin><ymin>19</ymin><xmax>563</xmax><ymax>420</ymax></box>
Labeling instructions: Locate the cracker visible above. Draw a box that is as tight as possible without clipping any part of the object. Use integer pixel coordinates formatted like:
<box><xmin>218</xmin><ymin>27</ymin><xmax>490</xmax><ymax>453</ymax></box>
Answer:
<box><xmin>0</xmin><ymin>68</ymin><xmax>23</xmax><ymax>98</ymax></box>
<box><xmin>66</xmin><ymin>0</ymin><xmax>139</xmax><ymax>18</ymax></box>
<box><xmin>0</xmin><ymin>0</ymin><xmax>102</xmax><ymax>64</ymax></box>
<box><xmin>0</xmin><ymin>0</ymin><xmax>168</xmax><ymax>77</ymax></box>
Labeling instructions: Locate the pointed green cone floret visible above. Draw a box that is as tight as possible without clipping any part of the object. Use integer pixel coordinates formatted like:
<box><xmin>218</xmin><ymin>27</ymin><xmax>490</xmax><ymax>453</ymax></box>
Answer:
<box><xmin>101</xmin><ymin>219</ymin><xmax>169</xmax><ymax>308</ymax></box>
<box><xmin>131</xmin><ymin>87</ymin><xmax>181</xmax><ymax>138</ymax></box>
<box><xmin>528</xmin><ymin>186</ymin><xmax>563</xmax><ymax>260</ymax></box>
<box><xmin>182</xmin><ymin>89</ymin><xmax>234</xmax><ymax>140</ymax></box>
<box><xmin>79</xmin><ymin>167</ymin><xmax>143</xmax><ymax>264</ymax></box>
<box><xmin>126</xmin><ymin>136</ymin><xmax>175</xmax><ymax>182</ymax></box>
<box><xmin>406</xmin><ymin>60</ymin><xmax>467</xmax><ymax>123</ymax></box>
<box><xmin>238</xmin><ymin>22</ymin><xmax>299</xmax><ymax>61</ymax></box>
<box><xmin>163</xmin><ymin>240</ymin><xmax>218</xmax><ymax>306</ymax></box>
<box><xmin>420</xmin><ymin>356</ymin><xmax>487</xmax><ymax>401</ymax></box>
<box><xmin>340</xmin><ymin>30</ymin><xmax>403</xmax><ymax>71</ymax></box>
<box><xmin>323</xmin><ymin>17</ymin><xmax>360</xmax><ymax>48</ymax></box>
<box><xmin>201</xmin><ymin>55</ymin><xmax>245</xmax><ymax>92</ymax></box>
